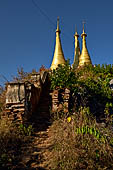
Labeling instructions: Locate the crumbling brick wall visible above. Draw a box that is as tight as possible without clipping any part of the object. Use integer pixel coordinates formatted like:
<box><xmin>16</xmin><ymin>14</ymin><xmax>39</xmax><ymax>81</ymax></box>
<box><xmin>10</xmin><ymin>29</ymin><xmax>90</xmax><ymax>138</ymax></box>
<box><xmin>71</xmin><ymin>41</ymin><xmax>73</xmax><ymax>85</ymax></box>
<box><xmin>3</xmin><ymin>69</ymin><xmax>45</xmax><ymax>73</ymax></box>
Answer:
<box><xmin>5</xmin><ymin>82</ymin><xmax>26</xmax><ymax>122</ymax></box>
<box><xmin>51</xmin><ymin>88</ymin><xmax>70</xmax><ymax>113</ymax></box>
<box><xmin>5</xmin><ymin>71</ymin><xmax>49</xmax><ymax>123</ymax></box>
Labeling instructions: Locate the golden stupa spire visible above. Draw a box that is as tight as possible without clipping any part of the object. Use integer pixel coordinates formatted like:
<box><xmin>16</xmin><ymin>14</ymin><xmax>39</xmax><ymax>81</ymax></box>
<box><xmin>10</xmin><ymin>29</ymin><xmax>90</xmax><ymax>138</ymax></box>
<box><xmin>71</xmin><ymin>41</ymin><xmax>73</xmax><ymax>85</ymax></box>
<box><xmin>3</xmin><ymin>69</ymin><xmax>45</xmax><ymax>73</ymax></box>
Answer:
<box><xmin>72</xmin><ymin>26</ymin><xmax>81</xmax><ymax>69</ymax></box>
<box><xmin>50</xmin><ymin>17</ymin><xmax>66</xmax><ymax>70</ymax></box>
<box><xmin>79</xmin><ymin>22</ymin><xmax>92</xmax><ymax>66</ymax></box>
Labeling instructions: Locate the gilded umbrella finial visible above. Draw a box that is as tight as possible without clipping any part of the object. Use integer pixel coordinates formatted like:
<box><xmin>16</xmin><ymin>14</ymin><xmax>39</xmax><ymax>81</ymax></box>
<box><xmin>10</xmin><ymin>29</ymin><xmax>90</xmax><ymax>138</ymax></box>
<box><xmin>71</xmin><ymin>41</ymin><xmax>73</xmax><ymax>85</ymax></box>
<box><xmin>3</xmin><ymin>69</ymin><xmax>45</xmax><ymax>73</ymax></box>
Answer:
<box><xmin>82</xmin><ymin>21</ymin><xmax>85</xmax><ymax>32</ymax></box>
<box><xmin>75</xmin><ymin>25</ymin><xmax>77</xmax><ymax>33</ymax></box>
<box><xmin>56</xmin><ymin>16</ymin><xmax>60</xmax><ymax>31</ymax></box>
<box><xmin>50</xmin><ymin>18</ymin><xmax>66</xmax><ymax>70</ymax></box>
<box><xmin>78</xmin><ymin>22</ymin><xmax>92</xmax><ymax>66</ymax></box>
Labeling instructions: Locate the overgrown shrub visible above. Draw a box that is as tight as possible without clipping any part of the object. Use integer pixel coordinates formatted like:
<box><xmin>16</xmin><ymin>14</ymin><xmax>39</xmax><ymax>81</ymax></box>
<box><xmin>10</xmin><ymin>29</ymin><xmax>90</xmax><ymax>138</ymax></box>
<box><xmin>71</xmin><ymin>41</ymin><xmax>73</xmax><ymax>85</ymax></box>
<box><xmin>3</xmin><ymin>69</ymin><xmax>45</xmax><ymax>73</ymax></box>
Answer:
<box><xmin>50</xmin><ymin>62</ymin><xmax>113</xmax><ymax>120</ymax></box>
<box><xmin>50</xmin><ymin>60</ymin><xmax>77</xmax><ymax>90</ymax></box>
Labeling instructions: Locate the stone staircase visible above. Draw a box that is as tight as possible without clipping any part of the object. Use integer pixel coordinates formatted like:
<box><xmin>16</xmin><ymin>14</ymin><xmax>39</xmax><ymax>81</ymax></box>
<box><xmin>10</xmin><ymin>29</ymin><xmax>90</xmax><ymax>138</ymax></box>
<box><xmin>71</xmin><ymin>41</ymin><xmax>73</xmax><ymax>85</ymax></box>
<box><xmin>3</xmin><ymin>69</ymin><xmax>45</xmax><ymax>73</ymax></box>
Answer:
<box><xmin>30</xmin><ymin>76</ymin><xmax>52</xmax><ymax>130</ymax></box>
<box><xmin>12</xmin><ymin>125</ymin><xmax>52</xmax><ymax>170</ymax></box>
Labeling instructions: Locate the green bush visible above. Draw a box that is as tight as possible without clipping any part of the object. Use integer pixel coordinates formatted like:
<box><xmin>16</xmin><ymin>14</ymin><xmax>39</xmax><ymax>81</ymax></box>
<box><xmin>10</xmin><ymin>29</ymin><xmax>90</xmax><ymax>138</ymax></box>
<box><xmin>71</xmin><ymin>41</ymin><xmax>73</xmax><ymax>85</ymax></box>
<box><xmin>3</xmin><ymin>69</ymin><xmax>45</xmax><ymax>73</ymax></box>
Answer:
<box><xmin>50</xmin><ymin>60</ymin><xmax>77</xmax><ymax>90</ymax></box>
<box><xmin>50</xmin><ymin>63</ymin><xmax>113</xmax><ymax>120</ymax></box>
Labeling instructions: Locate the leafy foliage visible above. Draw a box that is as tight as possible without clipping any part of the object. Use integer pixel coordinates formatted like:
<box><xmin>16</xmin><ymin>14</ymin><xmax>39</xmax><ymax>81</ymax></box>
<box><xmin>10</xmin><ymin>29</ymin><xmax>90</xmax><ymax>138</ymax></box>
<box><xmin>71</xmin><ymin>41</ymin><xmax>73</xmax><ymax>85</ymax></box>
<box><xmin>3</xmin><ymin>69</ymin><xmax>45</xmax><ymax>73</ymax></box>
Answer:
<box><xmin>19</xmin><ymin>124</ymin><xmax>33</xmax><ymax>136</ymax></box>
<box><xmin>50</xmin><ymin>62</ymin><xmax>113</xmax><ymax>120</ymax></box>
<box><xmin>50</xmin><ymin>60</ymin><xmax>77</xmax><ymax>90</ymax></box>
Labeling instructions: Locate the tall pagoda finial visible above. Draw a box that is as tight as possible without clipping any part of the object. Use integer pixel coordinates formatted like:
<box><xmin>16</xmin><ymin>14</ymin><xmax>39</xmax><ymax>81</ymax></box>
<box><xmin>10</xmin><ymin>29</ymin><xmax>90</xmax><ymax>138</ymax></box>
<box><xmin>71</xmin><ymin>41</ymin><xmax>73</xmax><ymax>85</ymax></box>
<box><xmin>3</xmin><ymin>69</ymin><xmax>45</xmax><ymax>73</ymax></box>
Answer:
<box><xmin>72</xmin><ymin>25</ymin><xmax>81</xmax><ymax>69</ymax></box>
<box><xmin>75</xmin><ymin>25</ymin><xmax>77</xmax><ymax>33</ymax></box>
<box><xmin>50</xmin><ymin>18</ymin><xmax>66</xmax><ymax>70</ymax></box>
<box><xmin>82</xmin><ymin>21</ymin><xmax>87</xmax><ymax>36</ymax></box>
<box><xmin>79</xmin><ymin>22</ymin><xmax>92</xmax><ymax>66</ymax></box>
<box><xmin>56</xmin><ymin>17</ymin><xmax>60</xmax><ymax>32</ymax></box>
<box><xmin>75</xmin><ymin>25</ymin><xmax>79</xmax><ymax>37</ymax></box>
<box><xmin>83</xmin><ymin>21</ymin><xmax>85</xmax><ymax>32</ymax></box>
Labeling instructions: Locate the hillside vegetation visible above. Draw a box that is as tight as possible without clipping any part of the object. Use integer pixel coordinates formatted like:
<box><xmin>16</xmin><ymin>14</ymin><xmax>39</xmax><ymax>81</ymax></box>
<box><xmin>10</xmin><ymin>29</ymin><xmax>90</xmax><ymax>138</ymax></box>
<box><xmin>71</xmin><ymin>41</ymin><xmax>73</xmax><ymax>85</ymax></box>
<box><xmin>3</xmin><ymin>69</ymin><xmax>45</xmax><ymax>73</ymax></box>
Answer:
<box><xmin>0</xmin><ymin>63</ymin><xmax>113</xmax><ymax>169</ymax></box>
<box><xmin>49</xmin><ymin>62</ymin><xmax>113</xmax><ymax>169</ymax></box>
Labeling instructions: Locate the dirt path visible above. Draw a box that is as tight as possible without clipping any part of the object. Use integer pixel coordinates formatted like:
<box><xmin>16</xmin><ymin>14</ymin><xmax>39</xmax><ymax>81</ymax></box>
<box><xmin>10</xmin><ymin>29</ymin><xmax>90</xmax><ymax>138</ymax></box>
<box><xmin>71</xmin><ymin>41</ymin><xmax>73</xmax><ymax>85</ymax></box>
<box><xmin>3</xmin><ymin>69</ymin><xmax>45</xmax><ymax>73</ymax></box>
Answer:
<box><xmin>13</xmin><ymin>122</ymin><xmax>52</xmax><ymax>170</ymax></box>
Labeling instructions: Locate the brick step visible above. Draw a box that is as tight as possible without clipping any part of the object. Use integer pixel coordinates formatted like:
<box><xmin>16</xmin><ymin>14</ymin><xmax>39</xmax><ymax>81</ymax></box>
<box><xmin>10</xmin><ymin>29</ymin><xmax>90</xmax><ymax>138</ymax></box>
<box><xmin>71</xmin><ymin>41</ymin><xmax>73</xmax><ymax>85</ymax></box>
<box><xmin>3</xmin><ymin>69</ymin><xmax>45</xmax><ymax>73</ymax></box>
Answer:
<box><xmin>37</xmin><ymin>113</ymin><xmax>50</xmax><ymax>117</ymax></box>
<box><xmin>38</xmin><ymin>104</ymin><xmax>49</xmax><ymax>107</ymax></box>
<box><xmin>38</xmin><ymin>105</ymin><xmax>49</xmax><ymax>109</ymax></box>
<box><xmin>37</xmin><ymin>104</ymin><xmax>49</xmax><ymax>108</ymax></box>
<box><xmin>37</xmin><ymin>111</ymin><xmax>49</xmax><ymax>115</ymax></box>
<box><xmin>38</xmin><ymin>102</ymin><xmax>50</xmax><ymax>106</ymax></box>
<box><xmin>41</xmin><ymin>99</ymin><xmax>50</xmax><ymax>102</ymax></box>
<box><xmin>39</xmin><ymin>97</ymin><xmax>50</xmax><ymax>100</ymax></box>
<box><xmin>40</xmin><ymin>95</ymin><xmax>50</xmax><ymax>99</ymax></box>
<box><xmin>40</xmin><ymin>96</ymin><xmax>49</xmax><ymax>99</ymax></box>
<box><xmin>32</xmin><ymin>111</ymin><xmax>50</xmax><ymax>116</ymax></box>
<box><xmin>40</xmin><ymin>98</ymin><xmax>50</xmax><ymax>101</ymax></box>
<box><xmin>37</xmin><ymin>112</ymin><xmax>49</xmax><ymax>114</ymax></box>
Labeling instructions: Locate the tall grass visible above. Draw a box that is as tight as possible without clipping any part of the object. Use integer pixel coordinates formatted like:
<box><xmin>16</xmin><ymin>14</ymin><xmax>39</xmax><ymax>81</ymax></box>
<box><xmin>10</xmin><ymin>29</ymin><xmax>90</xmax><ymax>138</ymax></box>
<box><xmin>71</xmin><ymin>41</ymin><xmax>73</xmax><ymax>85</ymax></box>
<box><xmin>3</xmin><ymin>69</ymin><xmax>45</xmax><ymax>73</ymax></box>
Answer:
<box><xmin>0</xmin><ymin>115</ymin><xmax>32</xmax><ymax>169</ymax></box>
<box><xmin>48</xmin><ymin>107</ymin><xmax>113</xmax><ymax>170</ymax></box>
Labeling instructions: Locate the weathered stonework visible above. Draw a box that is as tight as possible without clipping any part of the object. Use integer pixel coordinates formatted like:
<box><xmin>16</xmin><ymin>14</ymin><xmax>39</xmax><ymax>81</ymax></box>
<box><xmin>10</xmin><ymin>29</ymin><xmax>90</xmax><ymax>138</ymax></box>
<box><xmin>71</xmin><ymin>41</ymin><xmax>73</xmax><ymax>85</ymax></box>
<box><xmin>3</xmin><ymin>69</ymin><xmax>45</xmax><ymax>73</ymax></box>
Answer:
<box><xmin>5</xmin><ymin>70</ymin><xmax>70</xmax><ymax>123</ymax></box>
<box><xmin>63</xmin><ymin>88</ymin><xmax>70</xmax><ymax>113</ymax></box>
<box><xmin>5</xmin><ymin>82</ymin><xmax>26</xmax><ymax>122</ymax></box>
<box><xmin>5</xmin><ymin>71</ymin><xmax>49</xmax><ymax>123</ymax></box>
<box><xmin>51</xmin><ymin>88</ymin><xmax>70</xmax><ymax>113</ymax></box>
<box><xmin>51</xmin><ymin>90</ymin><xmax>59</xmax><ymax>112</ymax></box>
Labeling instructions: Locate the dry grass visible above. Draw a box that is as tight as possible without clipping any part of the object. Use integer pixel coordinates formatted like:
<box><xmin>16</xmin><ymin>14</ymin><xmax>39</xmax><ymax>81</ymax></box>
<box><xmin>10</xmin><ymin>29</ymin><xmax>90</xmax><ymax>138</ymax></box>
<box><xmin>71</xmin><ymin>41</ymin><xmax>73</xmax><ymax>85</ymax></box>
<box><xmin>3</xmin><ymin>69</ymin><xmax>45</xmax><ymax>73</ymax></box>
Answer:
<box><xmin>48</xmin><ymin>108</ymin><xmax>113</xmax><ymax>170</ymax></box>
<box><xmin>0</xmin><ymin>116</ymin><xmax>31</xmax><ymax>169</ymax></box>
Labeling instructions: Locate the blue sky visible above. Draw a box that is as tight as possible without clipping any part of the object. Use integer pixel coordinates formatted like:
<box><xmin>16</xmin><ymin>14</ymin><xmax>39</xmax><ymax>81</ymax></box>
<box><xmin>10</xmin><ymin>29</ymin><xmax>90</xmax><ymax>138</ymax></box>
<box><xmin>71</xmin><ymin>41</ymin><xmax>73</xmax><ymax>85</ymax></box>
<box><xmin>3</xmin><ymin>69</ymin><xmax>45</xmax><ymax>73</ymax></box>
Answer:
<box><xmin>0</xmin><ymin>0</ymin><xmax>113</xmax><ymax>85</ymax></box>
